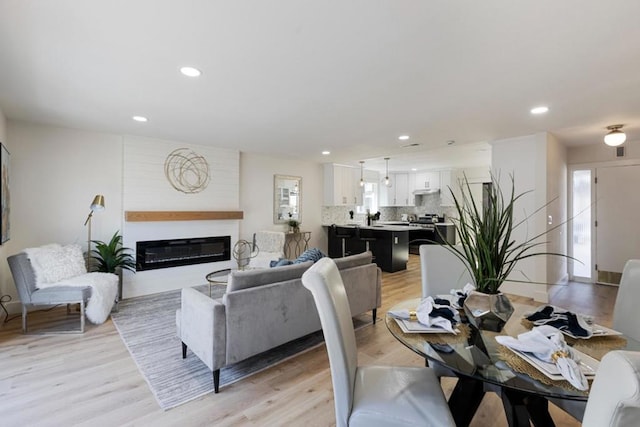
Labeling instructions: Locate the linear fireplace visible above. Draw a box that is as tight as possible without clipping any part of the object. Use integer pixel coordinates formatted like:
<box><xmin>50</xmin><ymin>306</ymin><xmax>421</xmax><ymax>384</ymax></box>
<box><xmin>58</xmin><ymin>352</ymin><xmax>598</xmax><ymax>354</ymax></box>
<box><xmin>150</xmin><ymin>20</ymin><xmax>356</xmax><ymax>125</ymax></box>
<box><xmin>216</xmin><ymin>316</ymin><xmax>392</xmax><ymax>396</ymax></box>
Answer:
<box><xmin>136</xmin><ymin>236</ymin><xmax>231</xmax><ymax>271</ymax></box>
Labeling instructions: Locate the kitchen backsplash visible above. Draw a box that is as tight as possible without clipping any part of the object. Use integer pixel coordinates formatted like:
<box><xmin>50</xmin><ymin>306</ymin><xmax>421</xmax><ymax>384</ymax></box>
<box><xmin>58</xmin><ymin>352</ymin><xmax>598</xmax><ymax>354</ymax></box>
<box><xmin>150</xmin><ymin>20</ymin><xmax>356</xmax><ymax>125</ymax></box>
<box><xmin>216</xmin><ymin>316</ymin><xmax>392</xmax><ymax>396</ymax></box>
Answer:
<box><xmin>322</xmin><ymin>192</ymin><xmax>458</xmax><ymax>224</ymax></box>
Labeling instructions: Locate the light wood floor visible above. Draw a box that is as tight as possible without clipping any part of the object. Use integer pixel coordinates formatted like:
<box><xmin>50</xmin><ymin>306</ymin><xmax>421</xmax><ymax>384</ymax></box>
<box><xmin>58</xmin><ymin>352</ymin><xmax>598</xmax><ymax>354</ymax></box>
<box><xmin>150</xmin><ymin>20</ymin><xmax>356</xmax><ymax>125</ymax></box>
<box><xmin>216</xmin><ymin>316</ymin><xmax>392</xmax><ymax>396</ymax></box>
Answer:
<box><xmin>0</xmin><ymin>255</ymin><xmax>617</xmax><ymax>426</ymax></box>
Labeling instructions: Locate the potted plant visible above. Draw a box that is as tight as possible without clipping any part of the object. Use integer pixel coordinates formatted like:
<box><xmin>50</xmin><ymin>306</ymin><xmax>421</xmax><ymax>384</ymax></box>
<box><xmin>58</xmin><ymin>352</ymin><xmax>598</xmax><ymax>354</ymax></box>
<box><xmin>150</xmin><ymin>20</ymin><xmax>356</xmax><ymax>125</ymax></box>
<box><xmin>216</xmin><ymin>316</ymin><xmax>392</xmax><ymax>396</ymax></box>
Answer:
<box><xmin>91</xmin><ymin>231</ymin><xmax>136</xmax><ymax>300</ymax></box>
<box><xmin>288</xmin><ymin>219</ymin><xmax>300</xmax><ymax>233</ymax></box>
<box><xmin>442</xmin><ymin>173</ymin><xmax>570</xmax><ymax>331</ymax></box>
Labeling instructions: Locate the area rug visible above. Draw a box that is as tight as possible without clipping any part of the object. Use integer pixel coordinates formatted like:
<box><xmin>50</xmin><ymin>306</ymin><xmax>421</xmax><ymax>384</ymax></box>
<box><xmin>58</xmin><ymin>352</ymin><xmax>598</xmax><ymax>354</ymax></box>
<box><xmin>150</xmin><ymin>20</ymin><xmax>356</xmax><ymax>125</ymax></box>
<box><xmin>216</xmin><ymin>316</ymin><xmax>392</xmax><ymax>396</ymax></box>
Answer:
<box><xmin>111</xmin><ymin>285</ymin><xmax>370</xmax><ymax>410</ymax></box>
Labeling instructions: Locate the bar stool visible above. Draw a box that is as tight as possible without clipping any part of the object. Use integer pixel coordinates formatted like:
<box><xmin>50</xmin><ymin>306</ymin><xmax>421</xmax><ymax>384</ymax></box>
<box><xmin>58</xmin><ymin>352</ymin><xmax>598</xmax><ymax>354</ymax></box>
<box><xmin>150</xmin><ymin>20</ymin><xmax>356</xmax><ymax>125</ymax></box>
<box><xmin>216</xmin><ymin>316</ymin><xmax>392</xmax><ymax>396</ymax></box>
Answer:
<box><xmin>331</xmin><ymin>225</ymin><xmax>354</xmax><ymax>257</ymax></box>
<box><xmin>355</xmin><ymin>226</ymin><xmax>376</xmax><ymax>261</ymax></box>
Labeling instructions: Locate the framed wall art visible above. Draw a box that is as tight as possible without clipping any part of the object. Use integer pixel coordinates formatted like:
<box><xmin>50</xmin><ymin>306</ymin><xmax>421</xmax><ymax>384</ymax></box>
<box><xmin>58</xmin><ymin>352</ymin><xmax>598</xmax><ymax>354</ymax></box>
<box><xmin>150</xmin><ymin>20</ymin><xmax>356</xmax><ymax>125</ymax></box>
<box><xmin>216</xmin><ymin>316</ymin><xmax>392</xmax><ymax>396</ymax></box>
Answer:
<box><xmin>1</xmin><ymin>143</ymin><xmax>9</xmax><ymax>244</ymax></box>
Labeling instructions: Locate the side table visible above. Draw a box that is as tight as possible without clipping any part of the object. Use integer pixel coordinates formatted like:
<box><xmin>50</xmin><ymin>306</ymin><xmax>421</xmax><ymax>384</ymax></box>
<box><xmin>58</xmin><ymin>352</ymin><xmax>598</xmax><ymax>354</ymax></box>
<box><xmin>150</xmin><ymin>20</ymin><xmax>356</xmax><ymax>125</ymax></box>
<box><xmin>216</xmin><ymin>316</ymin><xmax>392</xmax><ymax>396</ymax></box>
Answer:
<box><xmin>284</xmin><ymin>231</ymin><xmax>311</xmax><ymax>259</ymax></box>
<box><xmin>205</xmin><ymin>268</ymin><xmax>232</xmax><ymax>297</ymax></box>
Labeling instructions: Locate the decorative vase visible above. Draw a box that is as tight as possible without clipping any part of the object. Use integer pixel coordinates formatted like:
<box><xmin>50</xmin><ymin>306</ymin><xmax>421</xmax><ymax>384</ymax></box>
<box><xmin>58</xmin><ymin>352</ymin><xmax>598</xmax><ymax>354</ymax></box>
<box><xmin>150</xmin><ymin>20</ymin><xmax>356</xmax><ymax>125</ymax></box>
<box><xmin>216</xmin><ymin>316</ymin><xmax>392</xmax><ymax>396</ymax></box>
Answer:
<box><xmin>463</xmin><ymin>290</ymin><xmax>514</xmax><ymax>332</ymax></box>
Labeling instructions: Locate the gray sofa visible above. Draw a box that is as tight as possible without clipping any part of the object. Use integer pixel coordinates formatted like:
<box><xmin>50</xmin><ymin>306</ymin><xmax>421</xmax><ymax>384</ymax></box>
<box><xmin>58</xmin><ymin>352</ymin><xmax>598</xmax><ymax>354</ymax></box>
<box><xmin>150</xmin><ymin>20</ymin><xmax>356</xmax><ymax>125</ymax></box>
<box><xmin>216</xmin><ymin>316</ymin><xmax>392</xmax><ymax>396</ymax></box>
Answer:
<box><xmin>176</xmin><ymin>251</ymin><xmax>382</xmax><ymax>392</ymax></box>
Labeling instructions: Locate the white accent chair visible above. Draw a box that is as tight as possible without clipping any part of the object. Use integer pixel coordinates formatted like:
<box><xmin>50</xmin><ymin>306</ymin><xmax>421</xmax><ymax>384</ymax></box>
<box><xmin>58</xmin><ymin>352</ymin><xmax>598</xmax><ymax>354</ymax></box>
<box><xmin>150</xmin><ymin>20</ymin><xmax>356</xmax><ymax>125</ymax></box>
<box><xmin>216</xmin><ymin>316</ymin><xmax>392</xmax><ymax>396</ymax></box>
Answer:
<box><xmin>613</xmin><ymin>259</ymin><xmax>640</xmax><ymax>342</ymax></box>
<box><xmin>419</xmin><ymin>244</ymin><xmax>472</xmax><ymax>298</ymax></box>
<box><xmin>301</xmin><ymin>257</ymin><xmax>455</xmax><ymax>427</ymax></box>
<box><xmin>250</xmin><ymin>230</ymin><xmax>286</xmax><ymax>268</ymax></box>
<box><xmin>582</xmin><ymin>350</ymin><xmax>640</xmax><ymax>427</ymax></box>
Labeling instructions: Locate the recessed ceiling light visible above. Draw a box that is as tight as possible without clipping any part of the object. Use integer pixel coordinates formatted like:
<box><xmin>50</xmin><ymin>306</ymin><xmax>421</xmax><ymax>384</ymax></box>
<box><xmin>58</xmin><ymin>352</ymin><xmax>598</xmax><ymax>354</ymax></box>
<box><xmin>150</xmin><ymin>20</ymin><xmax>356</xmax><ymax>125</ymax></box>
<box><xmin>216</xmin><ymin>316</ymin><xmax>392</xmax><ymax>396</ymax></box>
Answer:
<box><xmin>322</xmin><ymin>151</ymin><xmax>331</xmax><ymax>155</ymax></box>
<box><xmin>411</xmin><ymin>168</ymin><xmax>417</xmax><ymax>171</ymax></box>
<box><xmin>530</xmin><ymin>106</ymin><xmax>549</xmax><ymax>115</ymax></box>
<box><xmin>398</xmin><ymin>135</ymin><xmax>410</xmax><ymax>140</ymax></box>
<box><xmin>180</xmin><ymin>66</ymin><xmax>202</xmax><ymax>77</ymax></box>
<box><xmin>132</xmin><ymin>116</ymin><xmax>148</xmax><ymax>122</ymax></box>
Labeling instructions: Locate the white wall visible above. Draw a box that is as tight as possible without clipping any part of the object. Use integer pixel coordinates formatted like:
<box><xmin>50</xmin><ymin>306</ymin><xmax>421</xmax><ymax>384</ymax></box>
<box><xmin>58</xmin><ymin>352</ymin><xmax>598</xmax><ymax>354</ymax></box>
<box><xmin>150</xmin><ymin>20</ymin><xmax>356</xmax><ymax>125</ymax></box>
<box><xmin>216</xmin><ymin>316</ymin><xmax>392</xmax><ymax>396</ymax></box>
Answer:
<box><xmin>122</xmin><ymin>136</ymin><xmax>240</xmax><ymax>298</ymax></box>
<box><xmin>546</xmin><ymin>133</ymin><xmax>568</xmax><ymax>286</ymax></box>
<box><xmin>0</xmin><ymin>108</ymin><xmax>9</xmax><ymax>304</ymax></box>
<box><xmin>3</xmin><ymin>121</ymin><xmax>123</xmax><ymax>311</ymax></box>
<box><xmin>491</xmin><ymin>133</ymin><xmax>550</xmax><ymax>302</ymax></box>
<box><xmin>0</xmin><ymin>122</ymin><xmax>326</xmax><ymax>308</ymax></box>
<box><xmin>568</xmin><ymin>138</ymin><xmax>640</xmax><ymax>164</ymax></box>
<box><xmin>239</xmin><ymin>152</ymin><xmax>326</xmax><ymax>252</ymax></box>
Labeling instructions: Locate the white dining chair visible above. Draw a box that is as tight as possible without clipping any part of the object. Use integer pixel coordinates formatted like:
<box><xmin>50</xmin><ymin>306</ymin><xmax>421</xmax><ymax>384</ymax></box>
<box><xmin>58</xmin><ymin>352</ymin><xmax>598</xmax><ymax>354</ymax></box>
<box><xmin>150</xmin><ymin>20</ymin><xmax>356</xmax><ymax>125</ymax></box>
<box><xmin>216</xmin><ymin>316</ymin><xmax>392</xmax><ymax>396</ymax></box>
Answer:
<box><xmin>550</xmin><ymin>259</ymin><xmax>640</xmax><ymax>422</ymax></box>
<box><xmin>301</xmin><ymin>257</ymin><xmax>455</xmax><ymax>427</ymax></box>
<box><xmin>582</xmin><ymin>350</ymin><xmax>640</xmax><ymax>427</ymax></box>
<box><xmin>612</xmin><ymin>259</ymin><xmax>640</xmax><ymax>342</ymax></box>
<box><xmin>419</xmin><ymin>244</ymin><xmax>473</xmax><ymax>298</ymax></box>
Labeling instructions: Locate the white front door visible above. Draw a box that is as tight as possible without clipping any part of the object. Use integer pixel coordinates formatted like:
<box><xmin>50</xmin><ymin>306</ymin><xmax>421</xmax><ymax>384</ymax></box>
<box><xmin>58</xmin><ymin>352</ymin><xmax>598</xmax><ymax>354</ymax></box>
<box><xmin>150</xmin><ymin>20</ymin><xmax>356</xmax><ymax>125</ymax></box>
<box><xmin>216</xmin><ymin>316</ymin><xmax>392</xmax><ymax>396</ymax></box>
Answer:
<box><xmin>595</xmin><ymin>164</ymin><xmax>640</xmax><ymax>284</ymax></box>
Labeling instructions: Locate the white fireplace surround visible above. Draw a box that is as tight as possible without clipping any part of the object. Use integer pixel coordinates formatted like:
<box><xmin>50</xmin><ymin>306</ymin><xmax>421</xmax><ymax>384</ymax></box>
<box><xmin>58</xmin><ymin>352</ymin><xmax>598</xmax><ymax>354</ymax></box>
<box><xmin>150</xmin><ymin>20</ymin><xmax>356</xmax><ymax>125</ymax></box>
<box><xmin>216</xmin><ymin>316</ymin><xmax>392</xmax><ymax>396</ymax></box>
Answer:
<box><xmin>122</xmin><ymin>136</ymin><xmax>240</xmax><ymax>299</ymax></box>
<box><xmin>122</xmin><ymin>220</ymin><xmax>238</xmax><ymax>298</ymax></box>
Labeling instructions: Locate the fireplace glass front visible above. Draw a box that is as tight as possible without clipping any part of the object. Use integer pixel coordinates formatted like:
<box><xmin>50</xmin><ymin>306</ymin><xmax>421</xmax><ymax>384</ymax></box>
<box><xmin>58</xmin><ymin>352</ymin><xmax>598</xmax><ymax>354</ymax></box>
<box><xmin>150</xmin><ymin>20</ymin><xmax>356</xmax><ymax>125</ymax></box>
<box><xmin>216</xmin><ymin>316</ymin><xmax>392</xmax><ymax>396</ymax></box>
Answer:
<box><xmin>136</xmin><ymin>236</ymin><xmax>231</xmax><ymax>271</ymax></box>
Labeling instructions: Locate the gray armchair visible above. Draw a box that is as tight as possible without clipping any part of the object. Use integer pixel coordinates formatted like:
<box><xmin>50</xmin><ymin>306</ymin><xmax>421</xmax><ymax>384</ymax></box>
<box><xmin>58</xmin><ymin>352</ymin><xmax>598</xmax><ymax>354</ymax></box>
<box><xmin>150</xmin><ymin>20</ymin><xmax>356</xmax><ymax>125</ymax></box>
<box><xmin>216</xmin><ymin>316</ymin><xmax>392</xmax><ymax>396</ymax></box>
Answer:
<box><xmin>7</xmin><ymin>252</ymin><xmax>91</xmax><ymax>333</ymax></box>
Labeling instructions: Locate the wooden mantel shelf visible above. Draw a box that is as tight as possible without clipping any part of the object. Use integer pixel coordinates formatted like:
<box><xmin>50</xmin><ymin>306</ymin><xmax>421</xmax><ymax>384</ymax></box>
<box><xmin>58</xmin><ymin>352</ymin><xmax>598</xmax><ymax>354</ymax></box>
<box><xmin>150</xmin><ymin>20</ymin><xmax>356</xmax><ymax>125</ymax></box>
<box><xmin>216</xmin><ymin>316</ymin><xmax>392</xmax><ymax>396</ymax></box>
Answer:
<box><xmin>125</xmin><ymin>211</ymin><xmax>244</xmax><ymax>222</ymax></box>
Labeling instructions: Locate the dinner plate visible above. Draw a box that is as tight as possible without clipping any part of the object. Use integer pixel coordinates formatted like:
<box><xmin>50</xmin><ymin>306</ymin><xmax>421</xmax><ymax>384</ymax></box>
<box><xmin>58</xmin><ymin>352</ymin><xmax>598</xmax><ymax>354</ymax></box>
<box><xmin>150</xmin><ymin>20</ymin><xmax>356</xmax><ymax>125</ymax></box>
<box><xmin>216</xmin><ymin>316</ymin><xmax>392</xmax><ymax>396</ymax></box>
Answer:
<box><xmin>394</xmin><ymin>318</ymin><xmax>459</xmax><ymax>334</ymax></box>
<box><xmin>506</xmin><ymin>347</ymin><xmax>599</xmax><ymax>381</ymax></box>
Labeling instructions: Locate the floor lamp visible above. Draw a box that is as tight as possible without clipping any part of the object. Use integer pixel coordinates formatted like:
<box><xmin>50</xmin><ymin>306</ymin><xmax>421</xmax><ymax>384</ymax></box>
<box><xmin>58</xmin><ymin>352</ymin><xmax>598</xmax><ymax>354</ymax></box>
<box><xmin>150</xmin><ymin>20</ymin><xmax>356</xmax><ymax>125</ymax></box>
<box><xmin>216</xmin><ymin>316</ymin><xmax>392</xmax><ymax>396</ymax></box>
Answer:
<box><xmin>83</xmin><ymin>195</ymin><xmax>105</xmax><ymax>270</ymax></box>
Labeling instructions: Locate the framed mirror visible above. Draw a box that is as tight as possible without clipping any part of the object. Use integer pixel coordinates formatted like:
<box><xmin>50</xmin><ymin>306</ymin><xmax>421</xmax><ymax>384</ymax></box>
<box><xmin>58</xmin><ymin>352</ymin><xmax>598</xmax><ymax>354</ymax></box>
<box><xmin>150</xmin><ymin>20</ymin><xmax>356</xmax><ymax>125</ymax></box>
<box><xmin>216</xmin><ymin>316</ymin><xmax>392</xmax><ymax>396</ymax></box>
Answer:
<box><xmin>274</xmin><ymin>174</ymin><xmax>302</xmax><ymax>224</ymax></box>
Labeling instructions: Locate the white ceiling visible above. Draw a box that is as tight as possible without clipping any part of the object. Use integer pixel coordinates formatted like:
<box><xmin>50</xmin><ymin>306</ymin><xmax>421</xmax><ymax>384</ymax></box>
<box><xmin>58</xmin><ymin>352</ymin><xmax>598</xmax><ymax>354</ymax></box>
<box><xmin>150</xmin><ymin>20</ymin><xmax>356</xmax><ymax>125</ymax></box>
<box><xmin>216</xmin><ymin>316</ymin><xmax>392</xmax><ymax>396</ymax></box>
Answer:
<box><xmin>1</xmin><ymin>1</ymin><xmax>639</xmax><ymax>174</ymax></box>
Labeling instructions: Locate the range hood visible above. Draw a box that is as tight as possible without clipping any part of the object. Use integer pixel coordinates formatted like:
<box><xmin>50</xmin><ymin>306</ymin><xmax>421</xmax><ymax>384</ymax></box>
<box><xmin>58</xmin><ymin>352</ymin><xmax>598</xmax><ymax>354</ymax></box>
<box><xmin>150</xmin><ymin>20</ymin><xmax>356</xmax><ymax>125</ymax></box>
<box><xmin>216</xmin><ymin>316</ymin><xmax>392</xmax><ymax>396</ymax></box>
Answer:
<box><xmin>413</xmin><ymin>188</ymin><xmax>440</xmax><ymax>195</ymax></box>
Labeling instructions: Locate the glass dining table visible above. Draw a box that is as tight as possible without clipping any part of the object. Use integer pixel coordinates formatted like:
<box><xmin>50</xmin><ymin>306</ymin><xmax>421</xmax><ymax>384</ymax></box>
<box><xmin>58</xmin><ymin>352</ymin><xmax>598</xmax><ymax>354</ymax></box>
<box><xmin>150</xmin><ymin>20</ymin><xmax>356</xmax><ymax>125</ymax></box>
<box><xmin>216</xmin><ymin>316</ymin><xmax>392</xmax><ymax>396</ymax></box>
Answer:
<box><xmin>386</xmin><ymin>298</ymin><xmax>640</xmax><ymax>427</ymax></box>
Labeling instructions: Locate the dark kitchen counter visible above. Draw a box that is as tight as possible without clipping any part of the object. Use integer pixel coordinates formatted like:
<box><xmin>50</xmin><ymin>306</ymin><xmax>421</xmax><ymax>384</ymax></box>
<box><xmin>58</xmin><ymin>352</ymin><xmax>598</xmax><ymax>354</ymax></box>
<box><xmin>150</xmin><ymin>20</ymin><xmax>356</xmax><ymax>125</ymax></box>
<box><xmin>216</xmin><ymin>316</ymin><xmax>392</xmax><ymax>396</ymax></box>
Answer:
<box><xmin>324</xmin><ymin>224</ymin><xmax>409</xmax><ymax>272</ymax></box>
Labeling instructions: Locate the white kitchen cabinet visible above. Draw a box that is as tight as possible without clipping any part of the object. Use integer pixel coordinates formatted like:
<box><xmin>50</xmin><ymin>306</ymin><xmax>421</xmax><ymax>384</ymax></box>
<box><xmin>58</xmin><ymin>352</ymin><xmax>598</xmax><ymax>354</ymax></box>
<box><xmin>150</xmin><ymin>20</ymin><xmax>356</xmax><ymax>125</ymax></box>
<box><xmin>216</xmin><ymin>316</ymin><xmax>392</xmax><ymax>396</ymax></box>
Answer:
<box><xmin>323</xmin><ymin>164</ymin><xmax>362</xmax><ymax>206</ymax></box>
<box><xmin>379</xmin><ymin>176</ymin><xmax>391</xmax><ymax>206</ymax></box>
<box><xmin>379</xmin><ymin>172</ymin><xmax>416</xmax><ymax>206</ymax></box>
<box><xmin>348</xmin><ymin>167</ymin><xmax>364</xmax><ymax>206</ymax></box>
<box><xmin>394</xmin><ymin>173</ymin><xmax>409</xmax><ymax>206</ymax></box>
<box><xmin>414</xmin><ymin>171</ymin><xmax>440</xmax><ymax>190</ymax></box>
<box><xmin>391</xmin><ymin>173</ymin><xmax>415</xmax><ymax>206</ymax></box>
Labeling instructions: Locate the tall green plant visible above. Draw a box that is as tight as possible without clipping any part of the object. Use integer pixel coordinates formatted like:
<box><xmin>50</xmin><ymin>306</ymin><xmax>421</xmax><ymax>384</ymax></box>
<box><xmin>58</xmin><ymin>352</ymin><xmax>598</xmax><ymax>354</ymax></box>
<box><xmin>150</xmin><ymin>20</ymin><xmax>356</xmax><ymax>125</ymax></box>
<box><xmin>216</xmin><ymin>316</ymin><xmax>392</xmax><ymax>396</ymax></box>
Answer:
<box><xmin>443</xmin><ymin>173</ymin><xmax>570</xmax><ymax>294</ymax></box>
<box><xmin>91</xmin><ymin>231</ymin><xmax>136</xmax><ymax>274</ymax></box>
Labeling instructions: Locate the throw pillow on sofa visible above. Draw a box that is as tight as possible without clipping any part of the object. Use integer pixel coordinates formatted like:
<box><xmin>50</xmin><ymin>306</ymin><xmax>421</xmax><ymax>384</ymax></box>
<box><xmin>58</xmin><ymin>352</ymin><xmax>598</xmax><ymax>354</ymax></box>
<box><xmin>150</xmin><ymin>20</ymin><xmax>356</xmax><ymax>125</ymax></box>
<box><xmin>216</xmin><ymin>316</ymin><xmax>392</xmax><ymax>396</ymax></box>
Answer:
<box><xmin>270</xmin><ymin>248</ymin><xmax>326</xmax><ymax>267</ymax></box>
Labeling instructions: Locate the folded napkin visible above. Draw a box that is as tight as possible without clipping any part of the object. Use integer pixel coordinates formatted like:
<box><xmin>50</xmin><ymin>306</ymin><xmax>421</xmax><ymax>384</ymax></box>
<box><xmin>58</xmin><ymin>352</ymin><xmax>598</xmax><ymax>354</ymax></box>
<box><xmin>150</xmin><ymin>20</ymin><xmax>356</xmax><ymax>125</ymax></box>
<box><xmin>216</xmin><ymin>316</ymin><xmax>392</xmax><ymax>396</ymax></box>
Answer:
<box><xmin>389</xmin><ymin>297</ymin><xmax>460</xmax><ymax>334</ymax></box>
<box><xmin>449</xmin><ymin>283</ymin><xmax>476</xmax><ymax>308</ymax></box>
<box><xmin>525</xmin><ymin>305</ymin><xmax>593</xmax><ymax>338</ymax></box>
<box><xmin>495</xmin><ymin>325</ymin><xmax>589</xmax><ymax>390</ymax></box>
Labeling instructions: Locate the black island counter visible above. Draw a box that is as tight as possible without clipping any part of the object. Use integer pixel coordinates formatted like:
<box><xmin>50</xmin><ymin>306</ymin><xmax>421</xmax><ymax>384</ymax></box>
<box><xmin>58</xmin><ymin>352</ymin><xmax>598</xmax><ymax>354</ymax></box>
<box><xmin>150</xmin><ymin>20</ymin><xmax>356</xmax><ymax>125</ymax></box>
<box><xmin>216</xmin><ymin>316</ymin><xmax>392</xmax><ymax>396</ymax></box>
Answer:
<box><xmin>325</xmin><ymin>224</ymin><xmax>409</xmax><ymax>272</ymax></box>
<box><xmin>324</xmin><ymin>222</ymin><xmax>456</xmax><ymax>273</ymax></box>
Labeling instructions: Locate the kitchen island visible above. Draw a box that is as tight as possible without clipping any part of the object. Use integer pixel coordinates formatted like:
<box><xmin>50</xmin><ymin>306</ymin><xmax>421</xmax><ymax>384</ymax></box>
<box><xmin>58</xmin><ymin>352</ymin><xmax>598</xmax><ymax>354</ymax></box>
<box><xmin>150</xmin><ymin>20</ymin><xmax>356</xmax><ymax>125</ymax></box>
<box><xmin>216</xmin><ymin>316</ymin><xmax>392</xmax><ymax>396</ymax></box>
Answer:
<box><xmin>325</xmin><ymin>222</ymin><xmax>457</xmax><ymax>273</ymax></box>
<box><xmin>326</xmin><ymin>224</ymin><xmax>409</xmax><ymax>272</ymax></box>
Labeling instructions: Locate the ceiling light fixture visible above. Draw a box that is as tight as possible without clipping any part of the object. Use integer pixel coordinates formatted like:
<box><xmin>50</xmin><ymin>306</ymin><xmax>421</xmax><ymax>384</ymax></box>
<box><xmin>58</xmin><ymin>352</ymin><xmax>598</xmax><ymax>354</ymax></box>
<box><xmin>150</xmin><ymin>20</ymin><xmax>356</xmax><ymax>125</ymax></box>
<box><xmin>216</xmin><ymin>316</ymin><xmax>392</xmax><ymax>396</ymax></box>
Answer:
<box><xmin>384</xmin><ymin>157</ymin><xmax>391</xmax><ymax>187</ymax></box>
<box><xmin>604</xmin><ymin>124</ymin><xmax>626</xmax><ymax>146</ymax></box>
<box><xmin>530</xmin><ymin>106</ymin><xmax>549</xmax><ymax>115</ymax></box>
<box><xmin>132</xmin><ymin>116</ymin><xmax>148</xmax><ymax>122</ymax></box>
<box><xmin>322</xmin><ymin>150</ymin><xmax>331</xmax><ymax>155</ymax></box>
<box><xmin>398</xmin><ymin>135</ymin><xmax>410</xmax><ymax>141</ymax></box>
<box><xmin>180</xmin><ymin>66</ymin><xmax>202</xmax><ymax>77</ymax></box>
<box><xmin>359</xmin><ymin>161</ymin><xmax>365</xmax><ymax>187</ymax></box>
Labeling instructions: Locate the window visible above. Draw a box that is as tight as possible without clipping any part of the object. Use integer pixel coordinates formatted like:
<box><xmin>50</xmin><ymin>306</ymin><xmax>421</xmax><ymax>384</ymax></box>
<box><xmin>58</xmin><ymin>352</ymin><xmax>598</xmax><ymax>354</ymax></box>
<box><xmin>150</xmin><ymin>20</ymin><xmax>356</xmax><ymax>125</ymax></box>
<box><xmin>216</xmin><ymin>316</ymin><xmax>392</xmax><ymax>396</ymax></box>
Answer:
<box><xmin>571</xmin><ymin>169</ymin><xmax>591</xmax><ymax>279</ymax></box>
<box><xmin>357</xmin><ymin>182</ymin><xmax>378</xmax><ymax>213</ymax></box>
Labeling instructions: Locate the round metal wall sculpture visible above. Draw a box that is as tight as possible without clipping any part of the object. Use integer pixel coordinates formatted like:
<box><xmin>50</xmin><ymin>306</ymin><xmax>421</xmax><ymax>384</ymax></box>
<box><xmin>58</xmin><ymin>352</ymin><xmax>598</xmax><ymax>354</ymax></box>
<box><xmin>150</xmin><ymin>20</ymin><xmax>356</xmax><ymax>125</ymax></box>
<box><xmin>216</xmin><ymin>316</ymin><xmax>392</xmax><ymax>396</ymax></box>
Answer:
<box><xmin>164</xmin><ymin>148</ymin><xmax>211</xmax><ymax>194</ymax></box>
